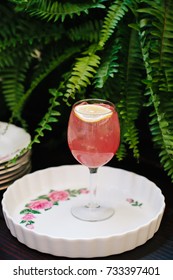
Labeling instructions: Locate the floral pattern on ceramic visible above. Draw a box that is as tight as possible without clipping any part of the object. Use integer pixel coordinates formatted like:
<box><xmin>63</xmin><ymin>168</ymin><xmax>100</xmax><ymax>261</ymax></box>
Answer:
<box><xmin>126</xmin><ymin>198</ymin><xmax>143</xmax><ymax>207</ymax></box>
<box><xmin>20</xmin><ymin>188</ymin><xmax>89</xmax><ymax>229</ymax></box>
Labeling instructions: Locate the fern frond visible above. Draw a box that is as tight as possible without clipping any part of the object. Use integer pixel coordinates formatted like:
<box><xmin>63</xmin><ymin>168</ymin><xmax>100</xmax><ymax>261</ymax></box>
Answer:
<box><xmin>0</xmin><ymin>3</ymin><xmax>56</xmax><ymax>49</ymax></box>
<box><xmin>115</xmin><ymin>27</ymin><xmax>144</xmax><ymax>159</ymax></box>
<box><xmin>0</xmin><ymin>68</ymin><xmax>25</xmax><ymax>113</ymax></box>
<box><xmin>94</xmin><ymin>37</ymin><xmax>121</xmax><ymax>88</ymax></box>
<box><xmin>0</xmin><ymin>50</ymin><xmax>31</xmax><ymax>127</ymax></box>
<box><xmin>10</xmin><ymin>45</ymin><xmax>81</xmax><ymax>123</ymax></box>
<box><xmin>28</xmin><ymin>88</ymin><xmax>62</xmax><ymax>147</ymax></box>
<box><xmin>65</xmin><ymin>50</ymin><xmax>101</xmax><ymax>101</ymax></box>
<box><xmin>0</xmin><ymin>3</ymin><xmax>65</xmax><ymax>72</ymax></box>
<box><xmin>116</xmin><ymin>142</ymin><xmax>127</xmax><ymax>161</ymax></box>
<box><xmin>99</xmin><ymin>0</ymin><xmax>131</xmax><ymax>48</ymax></box>
<box><xmin>0</xmin><ymin>6</ymin><xmax>30</xmax><ymax>68</ymax></box>
<box><xmin>138</xmin><ymin>0</ymin><xmax>173</xmax><ymax>179</ymax></box>
<box><xmin>67</xmin><ymin>20</ymin><xmax>102</xmax><ymax>43</ymax></box>
<box><xmin>11</xmin><ymin>0</ymin><xmax>105</xmax><ymax>22</ymax></box>
<box><xmin>0</xmin><ymin>50</ymin><xmax>16</xmax><ymax>68</ymax></box>
<box><xmin>149</xmin><ymin>108</ymin><xmax>173</xmax><ymax>180</ymax></box>
<box><xmin>10</xmin><ymin>88</ymin><xmax>63</xmax><ymax>159</ymax></box>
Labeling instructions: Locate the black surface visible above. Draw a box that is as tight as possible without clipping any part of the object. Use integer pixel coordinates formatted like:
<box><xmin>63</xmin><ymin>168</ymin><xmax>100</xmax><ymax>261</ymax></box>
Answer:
<box><xmin>0</xmin><ymin>139</ymin><xmax>173</xmax><ymax>260</ymax></box>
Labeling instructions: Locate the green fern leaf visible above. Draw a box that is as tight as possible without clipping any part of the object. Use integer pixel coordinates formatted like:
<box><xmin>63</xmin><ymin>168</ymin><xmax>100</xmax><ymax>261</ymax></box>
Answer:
<box><xmin>65</xmin><ymin>52</ymin><xmax>101</xmax><ymax>101</ymax></box>
<box><xmin>28</xmin><ymin>89</ymin><xmax>63</xmax><ymax>149</ymax></box>
<box><xmin>115</xmin><ymin>27</ymin><xmax>144</xmax><ymax>159</ymax></box>
<box><xmin>138</xmin><ymin>0</ymin><xmax>173</xmax><ymax>180</ymax></box>
<box><xmin>116</xmin><ymin>142</ymin><xmax>127</xmax><ymax>161</ymax></box>
<box><xmin>0</xmin><ymin>64</ymin><xmax>29</xmax><ymax>126</ymax></box>
<box><xmin>94</xmin><ymin>38</ymin><xmax>121</xmax><ymax>88</ymax></box>
<box><xmin>10</xmin><ymin>45</ymin><xmax>80</xmax><ymax>123</ymax></box>
<box><xmin>11</xmin><ymin>0</ymin><xmax>105</xmax><ymax>22</ymax></box>
<box><xmin>68</xmin><ymin>20</ymin><xmax>102</xmax><ymax>43</ymax></box>
<box><xmin>99</xmin><ymin>0</ymin><xmax>130</xmax><ymax>48</ymax></box>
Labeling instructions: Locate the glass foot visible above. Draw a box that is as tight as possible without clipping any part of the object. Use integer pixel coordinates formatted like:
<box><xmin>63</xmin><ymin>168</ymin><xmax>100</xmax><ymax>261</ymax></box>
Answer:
<box><xmin>71</xmin><ymin>205</ymin><xmax>115</xmax><ymax>222</ymax></box>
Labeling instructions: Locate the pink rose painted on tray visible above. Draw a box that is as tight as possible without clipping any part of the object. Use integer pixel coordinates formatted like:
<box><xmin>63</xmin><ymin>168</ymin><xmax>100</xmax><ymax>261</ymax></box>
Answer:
<box><xmin>19</xmin><ymin>188</ymin><xmax>143</xmax><ymax>229</ymax></box>
<box><xmin>20</xmin><ymin>188</ymin><xmax>89</xmax><ymax>229</ymax></box>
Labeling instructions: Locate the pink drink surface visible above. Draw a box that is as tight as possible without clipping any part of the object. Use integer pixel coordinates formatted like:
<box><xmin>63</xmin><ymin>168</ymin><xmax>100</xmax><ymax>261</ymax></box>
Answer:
<box><xmin>68</xmin><ymin>103</ymin><xmax>120</xmax><ymax>168</ymax></box>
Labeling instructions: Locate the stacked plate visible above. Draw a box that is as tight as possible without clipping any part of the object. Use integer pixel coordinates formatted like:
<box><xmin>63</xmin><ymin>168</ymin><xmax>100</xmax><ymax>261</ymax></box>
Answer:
<box><xmin>0</xmin><ymin>121</ymin><xmax>31</xmax><ymax>190</ymax></box>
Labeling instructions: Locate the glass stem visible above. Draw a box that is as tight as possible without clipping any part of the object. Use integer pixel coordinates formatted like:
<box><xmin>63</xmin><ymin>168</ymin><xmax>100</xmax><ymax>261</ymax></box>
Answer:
<box><xmin>87</xmin><ymin>167</ymin><xmax>99</xmax><ymax>208</ymax></box>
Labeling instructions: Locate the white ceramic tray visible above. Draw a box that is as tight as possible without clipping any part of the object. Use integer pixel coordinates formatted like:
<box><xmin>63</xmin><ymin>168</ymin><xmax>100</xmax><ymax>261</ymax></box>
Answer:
<box><xmin>2</xmin><ymin>165</ymin><xmax>165</xmax><ymax>258</ymax></box>
<box><xmin>0</xmin><ymin>121</ymin><xmax>31</xmax><ymax>164</ymax></box>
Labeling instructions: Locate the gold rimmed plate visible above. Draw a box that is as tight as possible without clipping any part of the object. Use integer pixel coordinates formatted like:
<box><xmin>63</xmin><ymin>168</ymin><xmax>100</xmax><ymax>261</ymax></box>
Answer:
<box><xmin>0</xmin><ymin>121</ymin><xmax>31</xmax><ymax>165</ymax></box>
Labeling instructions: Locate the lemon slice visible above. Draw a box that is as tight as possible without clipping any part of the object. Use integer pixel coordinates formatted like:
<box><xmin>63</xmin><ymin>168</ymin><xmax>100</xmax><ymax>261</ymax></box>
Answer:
<box><xmin>74</xmin><ymin>104</ymin><xmax>113</xmax><ymax>122</ymax></box>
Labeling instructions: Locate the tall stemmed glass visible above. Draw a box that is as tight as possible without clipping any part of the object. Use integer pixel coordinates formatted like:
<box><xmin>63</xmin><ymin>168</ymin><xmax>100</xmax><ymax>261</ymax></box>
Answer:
<box><xmin>67</xmin><ymin>99</ymin><xmax>120</xmax><ymax>221</ymax></box>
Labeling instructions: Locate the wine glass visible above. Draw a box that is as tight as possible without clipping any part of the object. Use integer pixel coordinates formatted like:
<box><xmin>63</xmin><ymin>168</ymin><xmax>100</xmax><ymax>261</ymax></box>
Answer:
<box><xmin>67</xmin><ymin>98</ymin><xmax>120</xmax><ymax>221</ymax></box>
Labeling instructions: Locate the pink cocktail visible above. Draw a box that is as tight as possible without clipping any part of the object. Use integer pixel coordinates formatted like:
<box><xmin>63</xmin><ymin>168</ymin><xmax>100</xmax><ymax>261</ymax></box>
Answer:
<box><xmin>68</xmin><ymin>103</ymin><xmax>120</xmax><ymax>168</ymax></box>
<box><xmin>67</xmin><ymin>99</ymin><xmax>120</xmax><ymax>221</ymax></box>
